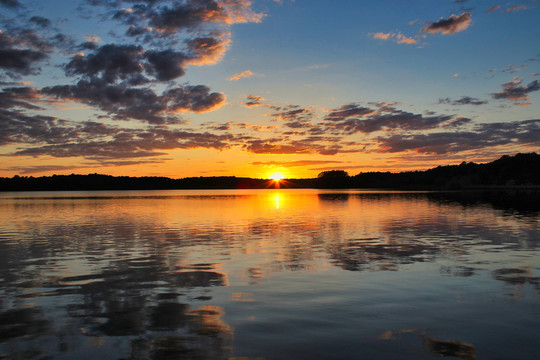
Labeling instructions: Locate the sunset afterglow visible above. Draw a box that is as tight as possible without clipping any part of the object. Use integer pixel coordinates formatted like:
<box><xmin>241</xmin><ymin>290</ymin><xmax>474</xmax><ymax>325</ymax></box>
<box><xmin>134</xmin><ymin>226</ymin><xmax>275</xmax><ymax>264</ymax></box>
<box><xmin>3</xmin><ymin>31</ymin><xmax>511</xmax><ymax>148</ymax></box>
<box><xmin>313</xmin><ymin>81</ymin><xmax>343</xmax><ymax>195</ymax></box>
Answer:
<box><xmin>1</xmin><ymin>1</ymin><xmax>538</xmax><ymax>179</ymax></box>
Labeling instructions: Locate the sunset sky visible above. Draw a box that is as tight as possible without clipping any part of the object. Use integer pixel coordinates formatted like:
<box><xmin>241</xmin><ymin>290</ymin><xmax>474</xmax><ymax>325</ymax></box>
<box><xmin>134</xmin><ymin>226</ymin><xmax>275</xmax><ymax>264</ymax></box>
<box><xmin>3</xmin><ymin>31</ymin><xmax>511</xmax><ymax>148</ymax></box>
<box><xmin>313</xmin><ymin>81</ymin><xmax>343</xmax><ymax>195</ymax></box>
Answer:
<box><xmin>1</xmin><ymin>0</ymin><xmax>539</xmax><ymax>179</ymax></box>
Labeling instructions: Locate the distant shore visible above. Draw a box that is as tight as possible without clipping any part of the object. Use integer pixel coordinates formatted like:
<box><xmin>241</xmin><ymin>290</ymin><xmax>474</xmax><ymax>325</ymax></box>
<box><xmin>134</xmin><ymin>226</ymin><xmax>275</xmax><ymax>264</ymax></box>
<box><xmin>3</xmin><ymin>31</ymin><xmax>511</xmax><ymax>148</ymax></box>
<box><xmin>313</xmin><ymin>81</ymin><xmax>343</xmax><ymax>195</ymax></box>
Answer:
<box><xmin>1</xmin><ymin>153</ymin><xmax>538</xmax><ymax>192</ymax></box>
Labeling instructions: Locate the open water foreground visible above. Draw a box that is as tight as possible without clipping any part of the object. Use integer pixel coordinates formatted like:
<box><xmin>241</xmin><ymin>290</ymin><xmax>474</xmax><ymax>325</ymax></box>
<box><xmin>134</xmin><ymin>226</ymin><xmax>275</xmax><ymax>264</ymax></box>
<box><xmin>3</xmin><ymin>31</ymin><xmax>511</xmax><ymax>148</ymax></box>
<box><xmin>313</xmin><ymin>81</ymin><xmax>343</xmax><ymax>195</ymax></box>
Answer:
<box><xmin>0</xmin><ymin>189</ymin><xmax>538</xmax><ymax>360</ymax></box>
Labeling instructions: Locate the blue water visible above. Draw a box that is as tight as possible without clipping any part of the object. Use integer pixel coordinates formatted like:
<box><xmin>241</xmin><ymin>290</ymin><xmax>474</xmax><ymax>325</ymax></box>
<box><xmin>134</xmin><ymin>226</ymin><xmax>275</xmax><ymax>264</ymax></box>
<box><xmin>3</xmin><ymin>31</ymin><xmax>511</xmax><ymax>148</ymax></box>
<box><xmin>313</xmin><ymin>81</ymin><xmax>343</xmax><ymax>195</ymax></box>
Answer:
<box><xmin>0</xmin><ymin>189</ymin><xmax>538</xmax><ymax>359</ymax></box>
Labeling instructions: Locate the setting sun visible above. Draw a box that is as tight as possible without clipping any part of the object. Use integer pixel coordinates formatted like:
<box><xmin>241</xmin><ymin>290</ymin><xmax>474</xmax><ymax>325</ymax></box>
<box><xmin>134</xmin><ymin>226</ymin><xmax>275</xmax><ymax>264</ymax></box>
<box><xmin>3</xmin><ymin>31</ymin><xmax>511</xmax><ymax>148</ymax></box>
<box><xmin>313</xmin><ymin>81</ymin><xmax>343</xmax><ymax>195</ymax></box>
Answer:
<box><xmin>270</xmin><ymin>173</ymin><xmax>284</xmax><ymax>182</ymax></box>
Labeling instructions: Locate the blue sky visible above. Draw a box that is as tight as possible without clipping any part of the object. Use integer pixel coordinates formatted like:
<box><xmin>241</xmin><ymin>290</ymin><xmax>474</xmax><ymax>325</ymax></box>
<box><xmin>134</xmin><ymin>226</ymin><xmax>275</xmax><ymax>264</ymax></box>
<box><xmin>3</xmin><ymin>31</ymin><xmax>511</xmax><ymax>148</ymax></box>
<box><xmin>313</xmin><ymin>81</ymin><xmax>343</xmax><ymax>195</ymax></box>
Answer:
<box><xmin>1</xmin><ymin>0</ymin><xmax>539</xmax><ymax>178</ymax></box>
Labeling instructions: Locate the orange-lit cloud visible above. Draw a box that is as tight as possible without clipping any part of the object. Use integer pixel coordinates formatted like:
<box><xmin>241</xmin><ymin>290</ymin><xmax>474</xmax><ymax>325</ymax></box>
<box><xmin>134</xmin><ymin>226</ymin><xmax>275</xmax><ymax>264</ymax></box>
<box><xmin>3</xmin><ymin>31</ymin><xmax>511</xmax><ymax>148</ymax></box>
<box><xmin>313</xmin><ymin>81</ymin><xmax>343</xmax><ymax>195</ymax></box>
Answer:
<box><xmin>228</xmin><ymin>69</ymin><xmax>254</xmax><ymax>81</ymax></box>
<box><xmin>372</xmin><ymin>32</ymin><xmax>391</xmax><ymax>40</ymax></box>
<box><xmin>251</xmin><ymin>160</ymin><xmax>346</xmax><ymax>167</ymax></box>
<box><xmin>244</xmin><ymin>95</ymin><xmax>265</xmax><ymax>107</ymax></box>
<box><xmin>185</xmin><ymin>36</ymin><xmax>231</xmax><ymax>66</ymax></box>
<box><xmin>371</xmin><ymin>31</ymin><xmax>417</xmax><ymax>45</ymax></box>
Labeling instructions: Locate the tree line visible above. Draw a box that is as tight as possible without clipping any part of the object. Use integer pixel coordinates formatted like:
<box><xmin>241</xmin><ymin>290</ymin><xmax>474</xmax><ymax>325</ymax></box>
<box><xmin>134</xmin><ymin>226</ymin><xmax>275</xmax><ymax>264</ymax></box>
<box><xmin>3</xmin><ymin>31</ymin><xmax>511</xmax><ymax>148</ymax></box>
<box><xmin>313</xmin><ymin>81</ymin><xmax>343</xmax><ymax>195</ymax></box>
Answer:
<box><xmin>1</xmin><ymin>153</ymin><xmax>538</xmax><ymax>191</ymax></box>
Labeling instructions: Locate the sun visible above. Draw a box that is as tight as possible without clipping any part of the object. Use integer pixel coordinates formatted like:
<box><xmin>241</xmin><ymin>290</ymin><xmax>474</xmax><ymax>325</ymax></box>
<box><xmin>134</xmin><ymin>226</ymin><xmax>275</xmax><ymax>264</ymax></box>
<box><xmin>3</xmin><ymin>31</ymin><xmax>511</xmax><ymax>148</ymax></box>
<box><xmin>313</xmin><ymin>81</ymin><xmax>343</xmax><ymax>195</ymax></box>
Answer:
<box><xmin>270</xmin><ymin>173</ymin><xmax>284</xmax><ymax>182</ymax></box>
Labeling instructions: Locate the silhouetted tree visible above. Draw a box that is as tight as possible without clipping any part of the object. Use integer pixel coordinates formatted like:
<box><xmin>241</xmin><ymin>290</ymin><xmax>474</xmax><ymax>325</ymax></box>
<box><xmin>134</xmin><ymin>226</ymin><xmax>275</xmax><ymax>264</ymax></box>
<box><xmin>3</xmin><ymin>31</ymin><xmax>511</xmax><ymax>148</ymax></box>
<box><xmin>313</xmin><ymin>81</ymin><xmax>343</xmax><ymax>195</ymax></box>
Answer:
<box><xmin>317</xmin><ymin>170</ymin><xmax>351</xmax><ymax>188</ymax></box>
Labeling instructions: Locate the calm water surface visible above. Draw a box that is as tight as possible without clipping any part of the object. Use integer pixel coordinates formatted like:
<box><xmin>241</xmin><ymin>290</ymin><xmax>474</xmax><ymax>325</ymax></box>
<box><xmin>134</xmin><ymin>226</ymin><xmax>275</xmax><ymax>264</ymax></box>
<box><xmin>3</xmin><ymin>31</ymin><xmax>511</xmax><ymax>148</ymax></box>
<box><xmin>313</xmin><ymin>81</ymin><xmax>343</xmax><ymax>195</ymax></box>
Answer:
<box><xmin>0</xmin><ymin>189</ymin><xmax>538</xmax><ymax>359</ymax></box>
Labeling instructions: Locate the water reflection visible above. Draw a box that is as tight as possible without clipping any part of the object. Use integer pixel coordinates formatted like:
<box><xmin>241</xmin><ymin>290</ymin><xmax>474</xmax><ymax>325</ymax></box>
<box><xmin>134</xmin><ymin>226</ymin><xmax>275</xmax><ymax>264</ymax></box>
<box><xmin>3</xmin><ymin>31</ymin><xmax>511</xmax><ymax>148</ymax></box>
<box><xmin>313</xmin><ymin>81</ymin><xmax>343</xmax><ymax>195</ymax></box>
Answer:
<box><xmin>0</xmin><ymin>189</ymin><xmax>538</xmax><ymax>359</ymax></box>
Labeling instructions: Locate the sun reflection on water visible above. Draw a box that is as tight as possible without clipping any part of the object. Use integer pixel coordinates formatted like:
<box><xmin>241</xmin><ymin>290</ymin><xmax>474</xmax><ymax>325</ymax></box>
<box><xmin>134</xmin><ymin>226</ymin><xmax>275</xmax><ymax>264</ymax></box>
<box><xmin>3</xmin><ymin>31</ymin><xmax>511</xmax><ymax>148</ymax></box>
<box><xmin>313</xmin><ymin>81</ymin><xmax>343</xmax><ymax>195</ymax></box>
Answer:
<box><xmin>274</xmin><ymin>193</ymin><xmax>281</xmax><ymax>209</ymax></box>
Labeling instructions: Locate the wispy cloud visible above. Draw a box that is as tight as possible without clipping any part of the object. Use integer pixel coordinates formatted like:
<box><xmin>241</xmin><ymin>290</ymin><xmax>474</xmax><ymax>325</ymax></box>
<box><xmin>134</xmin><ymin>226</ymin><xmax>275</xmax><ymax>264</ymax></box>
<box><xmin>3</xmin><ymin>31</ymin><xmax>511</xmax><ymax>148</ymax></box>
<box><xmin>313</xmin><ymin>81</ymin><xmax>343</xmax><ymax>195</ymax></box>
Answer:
<box><xmin>251</xmin><ymin>160</ymin><xmax>346</xmax><ymax>168</ymax></box>
<box><xmin>228</xmin><ymin>70</ymin><xmax>254</xmax><ymax>81</ymax></box>
<box><xmin>504</xmin><ymin>4</ymin><xmax>527</xmax><ymax>13</ymax></box>
<box><xmin>438</xmin><ymin>96</ymin><xmax>488</xmax><ymax>106</ymax></box>
<box><xmin>485</xmin><ymin>5</ymin><xmax>501</xmax><ymax>13</ymax></box>
<box><xmin>370</xmin><ymin>31</ymin><xmax>417</xmax><ymax>45</ymax></box>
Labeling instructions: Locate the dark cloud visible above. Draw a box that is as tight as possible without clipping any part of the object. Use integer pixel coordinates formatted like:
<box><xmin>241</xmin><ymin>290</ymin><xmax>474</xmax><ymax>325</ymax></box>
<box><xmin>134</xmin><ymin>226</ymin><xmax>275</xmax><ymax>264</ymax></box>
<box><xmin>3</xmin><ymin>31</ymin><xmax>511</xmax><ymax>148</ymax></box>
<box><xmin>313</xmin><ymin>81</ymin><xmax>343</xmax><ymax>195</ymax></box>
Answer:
<box><xmin>146</xmin><ymin>0</ymin><xmax>263</xmax><ymax>34</ymax></box>
<box><xmin>491</xmin><ymin>79</ymin><xmax>539</xmax><ymax>104</ymax></box>
<box><xmin>66</xmin><ymin>44</ymin><xmax>146</xmax><ymax>83</ymax></box>
<box><xmin>324</xmin><ymin>104</ymin><xmax>375</xmax><ymax>122</ymax></box>
<box><xmin>207</xmin><ymin>123</ymin><xmax>232</xmax><ymax>131</ymax></box>
<box><xmin>374</xmin><ymin>119</ymin><xmax>540</xmax><ymax>154</ymax></box>
<box><xmin>0</xmin><ymin>88</ymin><xmax>93</xmax><ymax>146</ymax></box>
<box><xmin>244</xmin><ymin>95</ymin><xmax>264</xmax><ymax>107</ymax></box>
<box><xmin>0</xmin><ymin>0</ymin><xmax>21</xmax><ymax>8</ymax></box>
<box><xmin>1</xmin><ymin>1</ymin><xmax>261</xmax><ymax>128</ymax></box>
<box><xmin>43</xmin><ymin>79</ymin><xmax>225</xmax><ymax>124</ymax></box>
<box><xmin>95</xmin><ymin>0</ymin><xmax>263</xmax><ymax>38</ymax></box>
<box><xmin>145</xmin><ymin>49</ymin><xmax>188</xmax><ymax>81</ymax></box>
<box><xmin>11</xmin><ymin>126</ymin><xmax>237</xmax><ymax>159</ymax></box>
<box><xmin>0</xmin><ymin>30</ymin><xmax>51</xmax><ymax>76</ymax></box>
<box><xmin>62</xmin><ymin>35</ymin><xmax>228</xmax><ymax>85</ymax></box>
<box><xmin>326</xmin><ymin>106</ymin><xmax>464</xmax><ymax>134</ymax></box>
<box><xmin>0</xmin><ymin>86</ymin><xmax>43</xmax><ymax>111</ymax></box>
<box><xmin>0</xmin><ymin>84</ymin><xmax>233</xmax><ymax>159</ymax></box>
<box><xmin>442</xmin><ymin>116</ymin><xmax>472</xmax><ymax>127</ymax></box>
<box><xmin>78</xmin><ymin>41</ymin><xmax>100</xmax><ymax>50</ymax></box>
<box><xmin>243</xmin><ymin>137</ymin><xmax>346</xmax><ymax>156</ymax></box>
<box><xmin>29</xmin><ymin>16</ymin><xmax>51</xmax><ymax>28</ymax></box>
<box><xmin>1</xmin><ymin>97</ymin><xmax>242</xmax><ymax>159</ymax></box>
<box><xmin>421</xmin><ymin>13</ymin><xmax>471</xmax><ymax>34</ymax></box>
<box><xmin>438</xmin><ymin>96</ymin><xmax>488</xmax><ymax>106</ymax></box>
<box><xmin>270</xmin><ymin>105</ymin><xmax>313</xmax><ymax>122</ymax></box>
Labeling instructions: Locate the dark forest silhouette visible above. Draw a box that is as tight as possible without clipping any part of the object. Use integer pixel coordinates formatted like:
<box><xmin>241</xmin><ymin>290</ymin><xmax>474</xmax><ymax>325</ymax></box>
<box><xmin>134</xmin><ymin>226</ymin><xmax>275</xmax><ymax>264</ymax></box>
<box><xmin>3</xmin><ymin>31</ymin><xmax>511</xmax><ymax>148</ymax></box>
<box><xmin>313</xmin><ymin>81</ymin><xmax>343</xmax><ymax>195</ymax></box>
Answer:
<box><xmin>1</xmin><ymin>153</ymin><xmax>539</xmax><ymax>191</ymax></box>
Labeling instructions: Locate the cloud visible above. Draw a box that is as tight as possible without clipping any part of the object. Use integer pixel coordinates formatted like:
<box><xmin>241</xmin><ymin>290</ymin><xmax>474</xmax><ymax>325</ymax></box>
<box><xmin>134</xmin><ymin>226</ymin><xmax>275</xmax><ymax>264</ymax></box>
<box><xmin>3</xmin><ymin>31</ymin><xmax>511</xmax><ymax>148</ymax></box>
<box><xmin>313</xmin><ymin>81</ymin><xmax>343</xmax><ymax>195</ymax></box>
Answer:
<box><xmin>325</xmin><ymin>104</ymin><xmax>376</xmax><ymax>122</ymax></box>
<box><xmin>29</xmin><ymin>16</ymin><xmax>51</xmax><ymax>28</ymax></box>
<box><xmin>228</xmin><ymin>70</ymin><xmax>254</xmax><ymax>81</ymax></box>
<box><xmin>491</xmin><ymin>78</ymin><xmax>539</xmax><ymax>105</ymax></box>
<box><xmin>269</xmin><ymin>105</ymin><xmax>315</xmax><ymax>129</ymax></box>
<box><xmin>5</xmin><ymin>114</ymin><xmax>243</xmax><ymax>160</ymax></box>
<box><xmin>332</xmin><ymin>113</ymin><xmax>462</xmax><ymax>134</ymax></box>
<box><xmin>421</xmin><ymin>13</ymin><xmax>471</xmax><ymax>34</ymax></box>
<box><xmin>486</xmin><ymin>5</ymin><xmax>501</xmax><ymax>13</ymax></box>
<box><xmin>11</xmin><ymin>127</ymin><xmax>237</xmax><ymax>159</ymax></box>
<box><xmin>243</xmin><ymin>138</ymin><xmax>345</xmax><ymax>156</ymax></box>
<box><xmin>438</xmin><ymin>96</ymin><xmax>488</xmax><ymax>106</ymax></box>
<box><xmin>185</xmin><ymin>36</ymin><xmax>231</xmax><ymax>65</ymax></box>
<box><xmin>0</xmin><ymin>0</ymin><xmax>21</xmax><ymax>8</ymax></box>
<box><xmin>0</xmin><ymin>86</ymin><xmax>43</xmax><ymax>111</ymax></box>
<box><xmin>105</xmin><ymin>0</ymin><xmax>264</xmax><ymax>36</ymax></box>
<box><xmin>372</xmin><ymin>32</ymin><xmax>391</xmax><ymax>40</ymax></box>
<box><xmin>370</xmin><ymin>31</ymin><xmax>417</xmax><ymax>45</ymax></box>
<box><xmin>43</xmin><ymin>79</ymin><xmax>226</xmax><ymax>124</ymax></box>
<box><xmin>229</xmin><ymin>122</ymin><xmax>277</xmax><ymax>131</ymax></box>
<box><xmin>504</xmin><ymin>5</ymin><xmax>527</xmax><ymax>13</ymax></box>
<box><xmin>65</xmin><ymin>44</ymin><xmax>148</xmax><ymax>83</ymax></box>
<box><xmin>244</xmin><ymin>95</ymin><xmax>265</xmax><ymax>107</ymax></box>
<box><xmin>374</xmin><ymin>119</ymin><xmax>540</xmax><ymax>154</ymax></box>
<box><xmin>251</xmin><ymin>160</ymin><xmax>346</xmax><ymax>167</ymax></box>
<box><xmin>324</xmin><ymin>103</ymin><xmax>468</xmax><ymax>134</ymax></box>
<box><xmin>6</xmin><ymin>158</ymin><xmax>170</xmax><ymax>174</ymax></box>
<box><xmin>0</xmin><ymin>29</ymin><xmax>52</xmax><ymax>77</ymax></box>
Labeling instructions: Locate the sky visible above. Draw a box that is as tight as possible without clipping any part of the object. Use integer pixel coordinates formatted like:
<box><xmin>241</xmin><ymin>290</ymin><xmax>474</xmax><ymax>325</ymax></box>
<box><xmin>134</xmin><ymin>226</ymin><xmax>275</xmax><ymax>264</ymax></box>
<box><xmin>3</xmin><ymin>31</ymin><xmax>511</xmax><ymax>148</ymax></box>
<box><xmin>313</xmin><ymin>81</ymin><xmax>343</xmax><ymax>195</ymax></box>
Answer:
<box><xmin>1</xmin><ymin>0</ymin><xmax>539</xmax><ymax>179</ymax></box>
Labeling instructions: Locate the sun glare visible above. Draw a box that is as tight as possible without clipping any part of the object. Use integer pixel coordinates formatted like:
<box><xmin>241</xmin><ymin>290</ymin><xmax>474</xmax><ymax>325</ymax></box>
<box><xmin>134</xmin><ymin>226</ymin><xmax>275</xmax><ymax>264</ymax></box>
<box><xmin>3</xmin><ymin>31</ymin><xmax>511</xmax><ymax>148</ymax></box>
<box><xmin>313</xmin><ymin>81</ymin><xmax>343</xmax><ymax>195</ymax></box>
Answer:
<box><xmin>270</xmin><ymin>173</ymin><xmax>284</xmax><ymax>182</ymax></box>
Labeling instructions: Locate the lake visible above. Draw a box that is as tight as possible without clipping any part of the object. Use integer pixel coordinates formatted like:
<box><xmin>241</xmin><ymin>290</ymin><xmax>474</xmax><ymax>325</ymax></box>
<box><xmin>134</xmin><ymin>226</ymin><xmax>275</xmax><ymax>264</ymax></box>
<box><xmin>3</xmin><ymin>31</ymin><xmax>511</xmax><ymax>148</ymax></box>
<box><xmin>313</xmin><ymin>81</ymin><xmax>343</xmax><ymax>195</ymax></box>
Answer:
<box><xmin>0</xmin><ymin>189</ymin><xmax>538</xmax><ymax>359</ymax></box>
